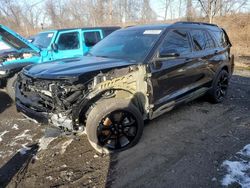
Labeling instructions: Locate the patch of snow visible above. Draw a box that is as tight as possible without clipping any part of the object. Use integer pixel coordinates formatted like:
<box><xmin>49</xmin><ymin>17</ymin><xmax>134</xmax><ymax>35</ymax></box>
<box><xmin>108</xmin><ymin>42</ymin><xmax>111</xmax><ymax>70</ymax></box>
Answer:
<box><xmin>60</xmin><ymin>139</ymin><xmax>73</xmax><ymax>154</ymax></box>
<box><xmin>19</xmin><ymin>144</ymin><xmax>32</xmax><ymax>155</ymax></box>
<box><xmin>38</xmin><ymin>136</ymin><xmax>56</xmax><ymax>151</ymax></box>
<box><xmin>46</xmin><ymin>176</ymin><xmax>53</xmax><ymax>181</ymax></box>
<box><xmin>21</xmin><ymin>114</ymin><xmax>39</xmax><ymax>124</ymax></box>
<box><xmin>221</xmin><ymin>144</ymin><xmax>250</xmax><ymax>188</ymax></box>
<box><xmin>8</xmin><ymin>141</ymin><xmax>18</xmax><ymax>147</ymax></box>
<box><xmin>14</xmin><ymin>129</ymin><xmax>32</xmax><ymax>141</ymax></box>
<box><xmin>237</xmin><ymin>144</ymin><xmax>250</xmax><ymax>157</ymax></box>
<box><xmin>61</xmin><ymin>164</ymin><xmax>67</xmax><ymax>168</ymax></box>
<box><xmin>12</xmin><ymin>124</ymin><xmax>19</xmax><ymax>130</ymax></box>
<box><xmin>0</xmin><ymin>150</ymin><xmax>14</xmax><ymax>158</ymax></box>
<box><xmin>0</xmin><ymin>130</ymin><xmax>9</xmax><ymax>142</ymax></box>
<box><xmin>94</xmin><ymin>154</ymin><xmax>99</xmax><ymax>158</ymax></box>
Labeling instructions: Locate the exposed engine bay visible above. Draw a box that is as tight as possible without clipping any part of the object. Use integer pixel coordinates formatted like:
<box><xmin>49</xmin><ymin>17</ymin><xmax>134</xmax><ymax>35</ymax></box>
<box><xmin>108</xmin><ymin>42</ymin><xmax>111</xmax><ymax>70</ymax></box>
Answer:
<box><xmin>16</xmin><ymin>65</ymin><xmax>150</xmax><ymax>131</ymax></box>
<box><xmin>0</xmin><ymin>51</ymin><xmax>33</xmax><ymax>63</ymax></box>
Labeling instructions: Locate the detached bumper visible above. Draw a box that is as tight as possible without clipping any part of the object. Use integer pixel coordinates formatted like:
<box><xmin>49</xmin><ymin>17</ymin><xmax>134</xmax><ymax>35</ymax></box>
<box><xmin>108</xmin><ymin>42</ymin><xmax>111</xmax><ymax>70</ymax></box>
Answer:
<box><xmin>16</xmin><ymin>100</ymin><xmax>49</xmax><ymax>124</ymax></box>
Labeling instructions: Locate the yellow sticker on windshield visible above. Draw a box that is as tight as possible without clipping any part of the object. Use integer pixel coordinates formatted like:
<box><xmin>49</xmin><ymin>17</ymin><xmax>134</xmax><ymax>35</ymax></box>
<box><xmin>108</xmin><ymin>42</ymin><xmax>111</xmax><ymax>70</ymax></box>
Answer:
<box><xmin>143</xmin><ymin>30</ymin><xmax>162</xmax><ymax>35</ymax></box>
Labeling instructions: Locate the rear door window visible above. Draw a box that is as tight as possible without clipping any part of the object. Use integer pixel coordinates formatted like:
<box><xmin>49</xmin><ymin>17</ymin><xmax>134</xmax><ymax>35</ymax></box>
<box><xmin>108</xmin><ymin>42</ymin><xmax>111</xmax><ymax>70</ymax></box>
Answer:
<box><xmin>57</xmin><ymin>32</ymin><xmax>80</xmax><ymax>50</ymax></box>
<box><xmin>190</xmin><ymin>30</ymin><xmax>206</xmax><ymax>50</ymax></box>
<box><xmin>84</xmin><ymin>31</ymin><xmax>101</xmax><ymax>47</ymax></box>
<box><xmin>204</xmin><ymin>32</ymin><xmax>216</xmax><ymax>49</ymax></box>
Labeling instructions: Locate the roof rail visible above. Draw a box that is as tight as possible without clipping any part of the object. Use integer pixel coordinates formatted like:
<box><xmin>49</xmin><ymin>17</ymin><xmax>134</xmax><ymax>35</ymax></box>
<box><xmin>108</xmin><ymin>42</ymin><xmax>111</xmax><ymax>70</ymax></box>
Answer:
<box><xmin>174</xmin><ymin>21</ymin><xmax>218</xmax><ymax>27</ymax></box>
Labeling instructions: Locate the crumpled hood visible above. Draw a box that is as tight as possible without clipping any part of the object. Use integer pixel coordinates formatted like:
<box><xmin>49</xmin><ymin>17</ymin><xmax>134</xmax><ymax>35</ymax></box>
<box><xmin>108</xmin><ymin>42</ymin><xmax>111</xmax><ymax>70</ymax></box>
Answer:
<box><xmin>23</xmin><ymin>56</ymin><xmax>137</xmax><ymax>79</ymax></box>
<box><xmin>0</xmin><ymin>24</ymin><xmax>40</xmax><ymax>53</ymax></box>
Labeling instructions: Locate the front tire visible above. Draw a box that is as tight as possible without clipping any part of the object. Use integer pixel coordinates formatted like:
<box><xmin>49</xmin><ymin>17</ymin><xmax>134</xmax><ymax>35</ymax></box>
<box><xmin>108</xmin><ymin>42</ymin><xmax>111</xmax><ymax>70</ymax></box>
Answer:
<box><xmin>207</xmin><ymin>69</ymin><xmax>229</xmax><ymax>103</ymax></box>
<box><xmin>86</xmin><ymin>98</ymin><xmax>144</xmax><ymax>153</ymax></box>
<box><xmin>6</xmin><ymin>74</ymin><xmax>18</xmax><ymax>101</ymax></box>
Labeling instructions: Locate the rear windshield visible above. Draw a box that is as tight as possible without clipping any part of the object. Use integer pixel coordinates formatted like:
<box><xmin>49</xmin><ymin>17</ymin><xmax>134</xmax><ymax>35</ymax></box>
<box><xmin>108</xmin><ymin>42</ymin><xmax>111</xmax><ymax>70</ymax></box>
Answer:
<box><xmin>33</xmin><ymin>32</ymin><xmax>54</xmax><ymax>49</ymax></box>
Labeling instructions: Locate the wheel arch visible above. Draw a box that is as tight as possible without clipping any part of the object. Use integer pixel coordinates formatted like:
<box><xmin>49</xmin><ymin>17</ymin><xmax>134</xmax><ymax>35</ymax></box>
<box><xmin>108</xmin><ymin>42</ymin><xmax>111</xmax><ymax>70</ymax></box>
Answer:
<box><xmin>76</xmin><ymin>88</ymin><xmax>147</xmax><ymax>125</ymax></box>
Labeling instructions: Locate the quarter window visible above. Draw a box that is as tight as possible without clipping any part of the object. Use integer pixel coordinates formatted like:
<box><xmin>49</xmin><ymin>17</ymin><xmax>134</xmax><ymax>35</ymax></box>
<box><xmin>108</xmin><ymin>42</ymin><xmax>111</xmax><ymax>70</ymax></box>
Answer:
<box><xmin>213</xmin><ymin>31</ymin><xmax>228</xmax><ymax>47</ymax></box>
<box><xmin>84</xmin><ymin>31</ymin><xmax>101</xmax><ymax>47</ymax></box>
<box><xmin>57</xmin><ymin>32</ymin><xmax>80</xmax><ymax>50</ymax></box>
<box><xmin>160</xmin><ymin>29</ymin><xmax>191</xmax><ymax>55</ymax></box>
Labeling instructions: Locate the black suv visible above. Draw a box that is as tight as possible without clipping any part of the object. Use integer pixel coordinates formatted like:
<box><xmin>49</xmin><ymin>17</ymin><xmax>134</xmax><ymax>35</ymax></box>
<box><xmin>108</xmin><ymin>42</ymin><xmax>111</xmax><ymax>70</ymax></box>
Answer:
<box><xmin>16</xmin><ymin>22</ymin><xmax>234</xmax><ymax>153</ymax></box>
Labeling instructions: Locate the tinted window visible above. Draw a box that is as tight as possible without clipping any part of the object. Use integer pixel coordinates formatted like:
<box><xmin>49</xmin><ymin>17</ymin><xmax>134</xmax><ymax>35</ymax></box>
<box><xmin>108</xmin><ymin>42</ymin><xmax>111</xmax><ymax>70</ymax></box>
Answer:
<box><xmin>33</xmin><ymin>32</ymin><xmax>54</xmax><ymax>48</ymax></box>
<box><xmin>84</xmin><ymin>31</ymin><xmax>101</xmax><ymax>47</ymax></box>
<box><xmin>205</xmin><ymin>32</ymin><xmax>216</xmax><ymax>48</ymax></box>
<box><xmin>190</xmin><ymin>30</ymin><xmax>216</xmax><ymax>50</ymax></box>
<box><xmin>190</xmin><ymin>30</ymin><xmax>206</xmax><ymax>50</ymax></box>
<box><xmin>57</xmin><ymin>32</ymin><xmax>80</xmax><ymax>50</ymax></box>
<box><xmin>160</xmin><ymin>29</ymin><xmax>191</xmax><ymax>55</ymax></box>
<box><xmin>213</xmin><ymin>31</ymin><xmax>228</xmax><ymax>47</ymax></box>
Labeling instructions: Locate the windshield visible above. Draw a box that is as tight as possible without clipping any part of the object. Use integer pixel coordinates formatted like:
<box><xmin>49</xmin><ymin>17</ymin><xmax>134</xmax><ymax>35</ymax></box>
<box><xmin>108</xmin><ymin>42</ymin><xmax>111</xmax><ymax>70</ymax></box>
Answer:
<box><xmin>33</xmin><ymin>32</ymin><xmax>54</xmax><ymax>48</ymax></box>
<box><xmin>87</xmin><ymin>29</ymin><xmax>162</xmax><ymax>62</ymax></box>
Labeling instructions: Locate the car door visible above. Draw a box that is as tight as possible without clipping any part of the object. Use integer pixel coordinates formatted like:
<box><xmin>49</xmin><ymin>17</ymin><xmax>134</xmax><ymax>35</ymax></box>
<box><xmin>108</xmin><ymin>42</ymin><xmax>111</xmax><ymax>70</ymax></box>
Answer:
<box><xmin>149</xmin><ymin>29</ymin><xmax>205</xmax><ymax>110</ymax></box>
<box><xmin>82</xmin><ymin>30</ymin><xmax>103</xmax><ymax>54</ymax></box>
<box><xmin>52</xmin><ymin>29</ymin><xmax>83</xmax><ymax>60</ymax></box>
<box><xmin>189</xmin><ymin>29</ymin><xmax>219</xmax><ymax>86</ymax></box>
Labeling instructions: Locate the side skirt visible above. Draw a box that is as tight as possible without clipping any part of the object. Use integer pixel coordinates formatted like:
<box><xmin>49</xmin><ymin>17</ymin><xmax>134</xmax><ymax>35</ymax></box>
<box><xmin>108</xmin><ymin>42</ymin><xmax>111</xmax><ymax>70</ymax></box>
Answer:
<box><xmin>150</xmin><ymin>87</ymin><xmax>209</xmax><ymax>120</ymax></box>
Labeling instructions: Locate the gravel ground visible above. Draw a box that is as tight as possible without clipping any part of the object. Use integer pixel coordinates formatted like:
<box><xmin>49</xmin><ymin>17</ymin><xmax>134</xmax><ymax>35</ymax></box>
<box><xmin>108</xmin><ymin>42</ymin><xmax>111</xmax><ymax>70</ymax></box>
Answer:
<box><xmin>0</xmin><ymin>69</ymin><xmax>250</xmax><ymax>188</ymax></box>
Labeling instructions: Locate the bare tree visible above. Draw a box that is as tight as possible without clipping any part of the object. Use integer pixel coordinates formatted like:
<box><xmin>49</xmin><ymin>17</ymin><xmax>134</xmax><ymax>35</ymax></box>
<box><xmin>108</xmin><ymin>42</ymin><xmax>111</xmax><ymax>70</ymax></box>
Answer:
<box><xmin>197</xmin><ymin>0</ymin><xmax>248</xmax><ymax>23</ymax></box>
<box><xmin>186</xmin><ymin>0</ymin><xmax>193</xmax><ymax>21</ymax></box>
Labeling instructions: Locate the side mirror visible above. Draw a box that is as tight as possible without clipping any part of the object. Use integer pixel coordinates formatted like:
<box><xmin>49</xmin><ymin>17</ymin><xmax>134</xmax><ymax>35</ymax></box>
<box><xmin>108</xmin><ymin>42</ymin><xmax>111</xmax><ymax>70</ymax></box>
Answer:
<box><xmin>152</xmin><ymin>49</ymin><xmax>180</xmax><ymax>69</ymax></box>
<box><xmin>159</xmin><ymin>49</ymin><xmax>180</xmax><ymax>58</ymax></box>
<box><xmin>51</xmin><ymin>43</ymin><xmax>58</xmax><ymax>51</ymax></box>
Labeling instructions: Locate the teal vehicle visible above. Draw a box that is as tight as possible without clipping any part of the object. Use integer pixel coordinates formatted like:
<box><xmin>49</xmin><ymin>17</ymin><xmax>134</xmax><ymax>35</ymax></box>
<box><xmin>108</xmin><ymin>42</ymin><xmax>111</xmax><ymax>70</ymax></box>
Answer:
<box><xmin>0</xmin><ymin>25</ymin><xmax>120</xmax><ymax>99</ymax></box>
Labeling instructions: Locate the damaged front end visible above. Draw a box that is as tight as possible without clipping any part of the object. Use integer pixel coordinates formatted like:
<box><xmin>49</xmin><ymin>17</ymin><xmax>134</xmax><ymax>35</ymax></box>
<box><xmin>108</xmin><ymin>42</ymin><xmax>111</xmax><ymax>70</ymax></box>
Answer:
<box><xmin>16</xmin><ymin>73</ymin><xmax>86</xmax><ymax>131</ymax></box>
<box><xmin>16</xmin><ymin>63</ymin><xmax>150</xmax><ymax>132</ymax></box>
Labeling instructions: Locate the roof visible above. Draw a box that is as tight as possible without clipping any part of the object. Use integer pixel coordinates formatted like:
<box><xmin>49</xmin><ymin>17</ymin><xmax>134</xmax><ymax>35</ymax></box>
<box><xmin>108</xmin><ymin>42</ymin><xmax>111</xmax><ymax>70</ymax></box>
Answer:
<box><xmin>123</xmin><ymin>21</ymin><xmax>221</xmax><ymax>32</ymax></box>
<box><xmin>40</xmin><ymin>26</ymin><xmax>121</xmax><ymax>33</ymax></box>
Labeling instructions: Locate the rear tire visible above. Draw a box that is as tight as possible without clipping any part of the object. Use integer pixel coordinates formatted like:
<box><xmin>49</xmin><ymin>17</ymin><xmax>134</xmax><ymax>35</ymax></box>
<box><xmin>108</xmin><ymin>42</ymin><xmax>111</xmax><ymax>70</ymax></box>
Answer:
<box><xmin>207</xmin><ymin>70</ymin><xmax>229</xmax><ymax>103</ymax></box>
<box><xmin>86</xmin><ymin>98</ymin><xmax>144</xmax><ymax>154</ymax></box>
<box><xmin>6</xmin><ymin>74</ymin><xmax>18</xmax><ymax>101</ymax></box>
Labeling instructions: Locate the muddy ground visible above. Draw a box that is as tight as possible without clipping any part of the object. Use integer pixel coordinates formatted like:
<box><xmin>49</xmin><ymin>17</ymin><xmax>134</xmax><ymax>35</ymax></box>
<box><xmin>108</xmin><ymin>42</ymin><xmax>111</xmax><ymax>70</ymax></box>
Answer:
<box><xmin>0</xmin><ymin>69</ymin><xmax>250</xmax><ymax>188</ymax></box>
